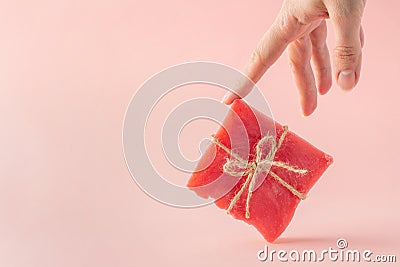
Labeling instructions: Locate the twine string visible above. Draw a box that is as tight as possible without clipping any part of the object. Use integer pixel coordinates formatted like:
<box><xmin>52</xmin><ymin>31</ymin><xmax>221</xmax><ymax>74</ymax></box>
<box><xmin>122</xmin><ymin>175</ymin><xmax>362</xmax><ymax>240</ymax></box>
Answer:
<box><xmin>210</xmin><ymin>126</ymin><xmax>308</xmax><ymax>219</ymax></box>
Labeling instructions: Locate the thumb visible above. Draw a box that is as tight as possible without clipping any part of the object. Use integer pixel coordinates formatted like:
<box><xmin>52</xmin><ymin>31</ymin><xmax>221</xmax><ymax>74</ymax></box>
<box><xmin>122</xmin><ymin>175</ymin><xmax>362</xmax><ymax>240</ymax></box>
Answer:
<box><xmin>328</xmin><ymin>1</ymin><xmax>365</xmax><ymax>90</ymax></box>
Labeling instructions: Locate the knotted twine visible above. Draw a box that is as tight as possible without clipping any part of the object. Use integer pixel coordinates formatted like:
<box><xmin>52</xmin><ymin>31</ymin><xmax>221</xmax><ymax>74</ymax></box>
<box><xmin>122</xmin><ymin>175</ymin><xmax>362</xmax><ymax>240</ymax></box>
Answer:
<box><xmin>210</xmin><ymin>126</ymin><xmax>308</xmax><ymax>219</ymax></box>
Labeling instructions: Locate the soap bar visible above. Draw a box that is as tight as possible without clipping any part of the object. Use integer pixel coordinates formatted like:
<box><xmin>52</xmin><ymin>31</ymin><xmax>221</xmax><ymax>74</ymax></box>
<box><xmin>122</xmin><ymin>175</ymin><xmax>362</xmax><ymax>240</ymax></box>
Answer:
<box><xmin>187</xmin><ymin>99</ymin><xmax>333</xmax><ymax>242</ymax></box>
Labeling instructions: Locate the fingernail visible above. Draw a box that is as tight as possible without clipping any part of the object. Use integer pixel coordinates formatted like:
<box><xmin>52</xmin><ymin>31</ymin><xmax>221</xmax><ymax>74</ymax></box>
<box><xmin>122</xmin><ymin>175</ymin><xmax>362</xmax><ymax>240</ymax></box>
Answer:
<box><xmin>338</xmin><ymin>70</ymin><xmax>355</xmax><ymax>90</ymax></box>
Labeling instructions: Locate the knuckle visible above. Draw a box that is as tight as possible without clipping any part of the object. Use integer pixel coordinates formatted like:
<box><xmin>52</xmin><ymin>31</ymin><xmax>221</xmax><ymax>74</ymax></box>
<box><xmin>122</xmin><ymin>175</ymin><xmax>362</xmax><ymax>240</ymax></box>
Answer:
<box><xmin>331</xmin><ymin>1</ymin><xmax>364</xmax><ymax>21</ymax></box>
<box><xmin>333</xmin><ymin>46</ymin><xmax>359</xmax><ymax>64</ymax></box>
<box><xmin>292</xmin><ymin>12</ymin><xmax>311</xmax><ymax>26</ymax></box>
<box><xmin>275</xmin><ymin>24</ymin><xmax>290</xmax><ymax>43</ymax></box>
<box><xmin>275</xmin><ymin>12</ymin><xmax>297</xmax><ymax>42</ymax></box>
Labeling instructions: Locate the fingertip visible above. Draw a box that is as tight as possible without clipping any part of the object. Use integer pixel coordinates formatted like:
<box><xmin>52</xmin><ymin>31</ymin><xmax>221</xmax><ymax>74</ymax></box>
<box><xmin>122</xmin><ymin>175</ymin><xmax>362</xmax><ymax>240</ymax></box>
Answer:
<box><xmin>317</xmin><ymin>75</ymin><xmax>332</xmax><ymax>95</ymax></box>
<box><xmin>301</xmin><ymin>99</ymin><xmax>317</xmax><ymax>117</ymax></box>
<box><xmin>318</xmin><ymin>86</ymin><xmax>331</xmax><ymax>95</ymax></box>
<box><xmin>299</xmin><ymin>85</ymin><xmax>318</xmax><ymax>117</ymax></box>
<box><xmin>222</xmin><ymin>92</ymin><xmax>239</xmax><ymax>105</ymax></box>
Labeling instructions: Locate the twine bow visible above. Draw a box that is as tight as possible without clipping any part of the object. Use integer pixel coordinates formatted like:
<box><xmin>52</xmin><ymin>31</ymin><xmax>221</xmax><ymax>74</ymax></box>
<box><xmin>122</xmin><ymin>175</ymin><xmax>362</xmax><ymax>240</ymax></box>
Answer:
<box><xmin>210</xmin><ymin>126</ymin><xmax>307</xmax><ymax>219</ymax></box>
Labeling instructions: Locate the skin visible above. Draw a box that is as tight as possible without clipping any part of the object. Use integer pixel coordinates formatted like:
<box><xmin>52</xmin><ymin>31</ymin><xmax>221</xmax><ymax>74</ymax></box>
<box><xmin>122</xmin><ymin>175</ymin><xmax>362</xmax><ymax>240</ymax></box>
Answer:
<box><xmin>223</xmin><ymin>0</ymin><xmax>366</xmax><ymax>116</ymax></box>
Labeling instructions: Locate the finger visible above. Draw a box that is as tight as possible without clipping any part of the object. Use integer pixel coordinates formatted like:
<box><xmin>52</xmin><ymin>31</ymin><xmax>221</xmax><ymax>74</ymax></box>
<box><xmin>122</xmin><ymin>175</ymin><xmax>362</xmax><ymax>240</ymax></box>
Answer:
<box><xmin>309</xmin><ymin>20</ymin><xmax>332</xmax><ymax>95</ymax></box>
<box><xmin>222</xmin><ymin>76</ymin><xmax>254</xmax><ymax>104</ymax></box>
<box><xmin>223</xmin><ymin>13</ymin><xmax>297</xmax><ymax>104</ymax></box>
<box><xmin>325</xmin><ymin>0</ymin><xmax>365</xmax><ymax>90</ymax></box>
<box><xmin>288</xmin><ymin>36</ymin><xmax>318</xmax><ymax>116</ymax></box>
<box><xmin>245</xmin><ymin>23</ymin><xmax>291</xmax><ymax>83</ymax></box>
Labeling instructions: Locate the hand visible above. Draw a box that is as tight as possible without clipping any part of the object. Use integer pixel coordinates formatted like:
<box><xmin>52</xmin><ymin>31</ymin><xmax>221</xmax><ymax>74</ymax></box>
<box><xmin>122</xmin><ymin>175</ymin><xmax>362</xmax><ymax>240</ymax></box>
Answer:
<box><xmin>223</xmin><ymin>0</ymin><xmax>366</xmax><ymax>116</ymax></box>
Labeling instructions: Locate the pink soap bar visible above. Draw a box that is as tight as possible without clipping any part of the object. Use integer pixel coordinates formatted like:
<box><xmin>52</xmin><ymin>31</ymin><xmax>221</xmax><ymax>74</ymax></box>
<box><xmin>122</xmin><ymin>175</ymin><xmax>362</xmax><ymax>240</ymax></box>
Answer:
<box><xmin>187</xmin><ymin>99</ymin><xmax>333</xmax><ymax>242</ymax></box>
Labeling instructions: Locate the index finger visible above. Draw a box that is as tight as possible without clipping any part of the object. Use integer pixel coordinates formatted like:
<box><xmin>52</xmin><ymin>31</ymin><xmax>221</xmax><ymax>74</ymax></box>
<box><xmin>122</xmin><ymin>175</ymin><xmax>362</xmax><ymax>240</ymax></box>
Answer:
<box><xmin>223</xmin><ymin>15</ymin><xmax>293</xmax><ymax>104</ymax></box>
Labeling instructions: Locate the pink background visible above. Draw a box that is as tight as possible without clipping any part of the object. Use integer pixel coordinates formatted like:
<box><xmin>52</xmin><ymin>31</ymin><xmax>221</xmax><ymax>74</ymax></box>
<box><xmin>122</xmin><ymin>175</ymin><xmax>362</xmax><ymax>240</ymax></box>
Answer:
<box><xmin>1</xmin><ymin>0</ymin><xmax>399</xmax><ymax>266</ymax></box>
